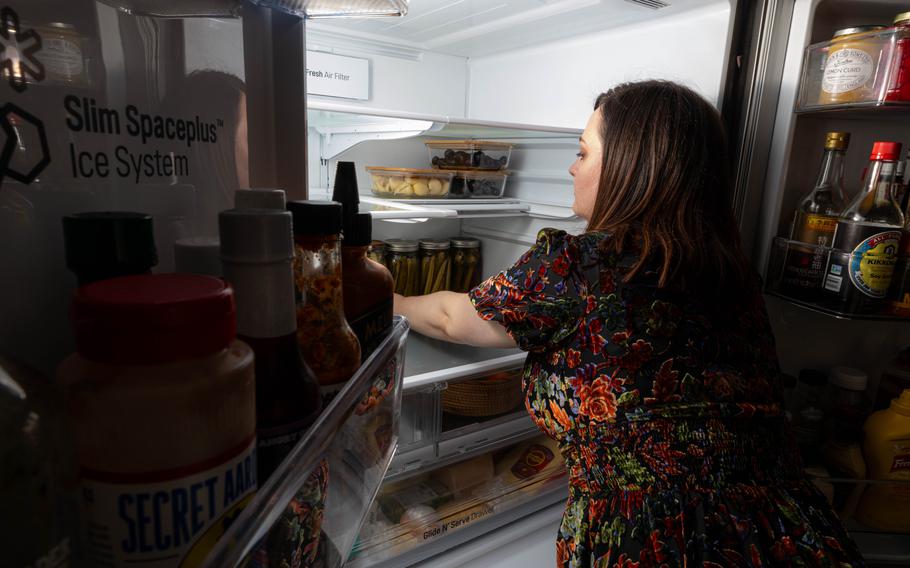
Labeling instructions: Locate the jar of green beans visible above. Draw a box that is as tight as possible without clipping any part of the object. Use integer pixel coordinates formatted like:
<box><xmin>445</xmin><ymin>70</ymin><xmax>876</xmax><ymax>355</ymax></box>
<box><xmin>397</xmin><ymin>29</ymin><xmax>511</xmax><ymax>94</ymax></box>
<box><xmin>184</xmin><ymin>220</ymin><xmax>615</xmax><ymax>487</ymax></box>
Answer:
<box><xmin>386</xmin><ymin>239</ymin><xmax>420</xmax><ymax>296</ymax></box>
<box><xmin>419</xmin><ymin>238</ymin><xmax>451</xmax><ymax>295</ymax></box>
<box><xmin>367</xmin><ymin>239</ymin><xmax>386</xmax><ymax>267</ymax></box>
<box><xmin>450</xmin><ymin>237</ymin><xmax>481</xmax><ymax>293</ymax></box>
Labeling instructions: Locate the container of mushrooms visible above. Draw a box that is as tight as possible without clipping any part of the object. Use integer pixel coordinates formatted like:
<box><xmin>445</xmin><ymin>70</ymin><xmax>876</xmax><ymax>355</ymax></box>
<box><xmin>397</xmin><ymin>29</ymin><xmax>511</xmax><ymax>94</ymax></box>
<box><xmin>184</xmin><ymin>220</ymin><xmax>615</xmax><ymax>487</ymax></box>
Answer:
<box><xmin>367</xmin><ymin>166</ymin><xmax>455</xmax><ymax>199</ymax></box>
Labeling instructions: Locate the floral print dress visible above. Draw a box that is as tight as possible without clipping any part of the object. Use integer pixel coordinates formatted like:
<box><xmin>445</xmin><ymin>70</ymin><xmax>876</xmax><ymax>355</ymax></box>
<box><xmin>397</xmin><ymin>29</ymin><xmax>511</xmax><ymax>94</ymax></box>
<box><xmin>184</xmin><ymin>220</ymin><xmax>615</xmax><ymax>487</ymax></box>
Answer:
<box><xmin>470</xmin><ymin>229</ymin><xmax>865</xmax><ymax>568</ymax></box>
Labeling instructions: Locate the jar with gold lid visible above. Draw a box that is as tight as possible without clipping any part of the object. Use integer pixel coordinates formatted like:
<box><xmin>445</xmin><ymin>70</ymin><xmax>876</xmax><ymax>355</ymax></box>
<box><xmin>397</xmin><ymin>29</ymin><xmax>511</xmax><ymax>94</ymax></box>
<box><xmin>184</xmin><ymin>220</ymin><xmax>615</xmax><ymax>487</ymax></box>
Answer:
<box><xmin>819</xmin><ymin>25</ymin><xmax>889</xmax><ymax>105</ymax></box>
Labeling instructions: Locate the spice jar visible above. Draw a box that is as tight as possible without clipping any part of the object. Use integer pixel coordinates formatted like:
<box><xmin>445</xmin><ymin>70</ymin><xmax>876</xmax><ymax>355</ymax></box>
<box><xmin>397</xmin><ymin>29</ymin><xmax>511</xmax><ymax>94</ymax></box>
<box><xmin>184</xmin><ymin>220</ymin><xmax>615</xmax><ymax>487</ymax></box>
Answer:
<box><xmin>287</xmin><ymin>200</ymin><xmax>361</xmax><ymax>405</ymax></box>
<box><xmin>368</xmin><ymin>240</ymin><xmax>386</xmax><ymax>267</ymax></box>
<box><xmin>419</xmin><ymin>238</ymin><xmax>452</xmax><ymax>295</ymax></box>
<box><xmin>450</xmin><ymin>237</ymin><xmax>482</xmax><ymax>293</ymax></box>
<box><xmin>56</xmin><ymin>274</ymin><xmax>257</xmax><ymax>568</ymax></box>
<box><xmin>887</xmin><ymin>12</ymin><xmax>910</xmax><ymax>102</ymax></box>
<box><xmin>386</xmin><ymin>239</ymin><xmax>419</xmax><ymax>296</ymax></box>
<box><xmin>819</xmin><ymin>26</ymin><xmax>889</xmax><ymax>105</ymax></box>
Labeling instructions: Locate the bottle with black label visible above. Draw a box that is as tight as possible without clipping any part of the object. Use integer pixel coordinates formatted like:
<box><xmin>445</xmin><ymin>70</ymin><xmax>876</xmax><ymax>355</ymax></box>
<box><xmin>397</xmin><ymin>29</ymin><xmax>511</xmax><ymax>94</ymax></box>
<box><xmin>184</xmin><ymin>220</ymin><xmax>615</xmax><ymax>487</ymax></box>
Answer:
<box><xmin>219</xmin><ymin>209</ymin><xmax>321</xmax><ymax>481</ymax></box>
<box><xmin>783</xmin><ymin>132</ymin><xmax>850</xmax><ymax>298</ymax></box>
<box><xmin>824</xmin><ymin>141</ymin><xmax>904</xmax><ymax>313</ymax></box>
<box><xmin>342</xmin><ymin>212</ymin><xmax>394</xmax><ymax>359</ymax></box>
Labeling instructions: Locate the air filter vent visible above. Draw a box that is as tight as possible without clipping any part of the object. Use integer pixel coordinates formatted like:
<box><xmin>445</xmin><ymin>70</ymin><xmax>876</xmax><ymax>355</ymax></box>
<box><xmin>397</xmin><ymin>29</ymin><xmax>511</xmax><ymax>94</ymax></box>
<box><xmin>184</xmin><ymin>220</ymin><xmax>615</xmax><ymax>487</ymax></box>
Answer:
<box><xmin>623</xmin><ymin>0</ymin><xmax>670</xmax><ymax>9</ymax></box>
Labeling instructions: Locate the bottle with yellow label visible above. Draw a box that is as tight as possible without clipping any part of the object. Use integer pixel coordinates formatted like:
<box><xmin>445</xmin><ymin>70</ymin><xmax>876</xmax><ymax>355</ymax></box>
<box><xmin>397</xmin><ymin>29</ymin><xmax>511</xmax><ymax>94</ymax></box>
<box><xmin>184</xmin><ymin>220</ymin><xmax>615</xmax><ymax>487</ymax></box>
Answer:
<box><xmin>782</xmin><ymin>132</ymin><xmax>850</xmax><ymax>298</ymax></box>
<box><xmin>854</xmin><ymin>389</ymin><xmax>910</xmax><ymax>531</ymax></box>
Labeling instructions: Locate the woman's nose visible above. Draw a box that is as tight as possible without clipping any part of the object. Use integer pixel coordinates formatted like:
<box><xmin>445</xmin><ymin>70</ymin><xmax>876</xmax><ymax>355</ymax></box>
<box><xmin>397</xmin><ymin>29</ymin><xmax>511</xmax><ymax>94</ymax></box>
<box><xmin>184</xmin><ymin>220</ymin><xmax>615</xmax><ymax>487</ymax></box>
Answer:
<box><xmin>568</xmin><ymin>161</ymin><xmax>577</xmax><ymax>177</ymax></box>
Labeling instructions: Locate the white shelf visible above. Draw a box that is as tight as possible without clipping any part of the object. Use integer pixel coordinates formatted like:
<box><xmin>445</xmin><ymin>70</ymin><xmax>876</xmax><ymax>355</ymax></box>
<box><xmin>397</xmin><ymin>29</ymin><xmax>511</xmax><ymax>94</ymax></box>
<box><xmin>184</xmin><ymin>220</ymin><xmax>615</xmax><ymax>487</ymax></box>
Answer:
<box><xmin>403</xmin><ymin>335</ymin><xmax>524</xmax><ymax>391</ymax></box>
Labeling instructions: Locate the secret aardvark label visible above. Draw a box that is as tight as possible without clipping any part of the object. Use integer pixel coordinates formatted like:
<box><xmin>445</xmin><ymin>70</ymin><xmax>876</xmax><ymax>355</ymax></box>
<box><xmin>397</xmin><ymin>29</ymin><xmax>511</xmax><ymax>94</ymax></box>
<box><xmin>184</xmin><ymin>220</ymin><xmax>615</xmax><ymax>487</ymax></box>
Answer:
<box><xmin>81</xmin><ymin>437</ymin><xmax>257</xmax><ymax>568</ymax></box>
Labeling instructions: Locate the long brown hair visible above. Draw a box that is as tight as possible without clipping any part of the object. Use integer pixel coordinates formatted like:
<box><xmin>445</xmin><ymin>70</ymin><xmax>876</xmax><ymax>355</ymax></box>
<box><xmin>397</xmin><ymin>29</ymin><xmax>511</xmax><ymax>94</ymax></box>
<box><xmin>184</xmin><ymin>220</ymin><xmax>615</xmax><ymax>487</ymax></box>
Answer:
<box><xmin>587</xmin><ymin>80</ymin><xmax>752</xmax><ymax>297</ymax></box>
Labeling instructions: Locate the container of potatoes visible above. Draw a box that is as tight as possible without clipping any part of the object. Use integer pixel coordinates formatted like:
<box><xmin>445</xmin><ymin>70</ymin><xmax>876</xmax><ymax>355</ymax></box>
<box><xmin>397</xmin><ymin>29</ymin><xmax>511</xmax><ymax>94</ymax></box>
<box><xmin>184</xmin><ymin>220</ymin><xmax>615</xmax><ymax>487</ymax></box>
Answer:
<box><xmin>367</xmin><ymin>166</ymin><xmax>455</xmax><ymax>199</ymax></box>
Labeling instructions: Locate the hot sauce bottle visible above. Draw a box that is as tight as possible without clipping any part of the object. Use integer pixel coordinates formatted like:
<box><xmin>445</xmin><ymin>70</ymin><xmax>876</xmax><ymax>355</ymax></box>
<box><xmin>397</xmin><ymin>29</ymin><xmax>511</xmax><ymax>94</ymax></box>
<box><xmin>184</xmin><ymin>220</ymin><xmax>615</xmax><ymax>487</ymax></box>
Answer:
<box><xmin>287</xmin><ymin>200</ymin><xmax>361</xmax><ymax>405</ymax></box>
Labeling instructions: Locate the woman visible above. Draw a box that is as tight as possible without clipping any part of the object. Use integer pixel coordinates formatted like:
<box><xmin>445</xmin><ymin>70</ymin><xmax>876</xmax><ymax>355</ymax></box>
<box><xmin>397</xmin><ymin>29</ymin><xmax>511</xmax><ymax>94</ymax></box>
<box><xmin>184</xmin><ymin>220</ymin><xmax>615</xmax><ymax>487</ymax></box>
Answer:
<box><xmin>394</xmin><ymin>81</ymin><xmax>864</xmax><ymax>567</ymax></box>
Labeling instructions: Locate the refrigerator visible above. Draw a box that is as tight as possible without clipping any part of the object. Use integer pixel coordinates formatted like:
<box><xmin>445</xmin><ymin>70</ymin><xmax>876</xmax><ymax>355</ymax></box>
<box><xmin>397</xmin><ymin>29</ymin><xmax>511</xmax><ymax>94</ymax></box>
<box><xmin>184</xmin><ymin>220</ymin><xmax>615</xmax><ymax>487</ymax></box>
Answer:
<box><xmin>1</xmin><ymin>0</ymin><xmax>909</xmax><ymax>566</ymax></box>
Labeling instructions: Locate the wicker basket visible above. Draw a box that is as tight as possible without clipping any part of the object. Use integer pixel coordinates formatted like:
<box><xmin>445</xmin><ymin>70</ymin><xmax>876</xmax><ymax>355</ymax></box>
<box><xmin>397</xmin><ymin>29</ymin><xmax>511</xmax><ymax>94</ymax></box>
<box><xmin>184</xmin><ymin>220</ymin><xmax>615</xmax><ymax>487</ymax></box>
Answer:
<box><xmin>442</xmin><ymin>370</ymin><xmax>523</xmax><ymax>417</ymax></box>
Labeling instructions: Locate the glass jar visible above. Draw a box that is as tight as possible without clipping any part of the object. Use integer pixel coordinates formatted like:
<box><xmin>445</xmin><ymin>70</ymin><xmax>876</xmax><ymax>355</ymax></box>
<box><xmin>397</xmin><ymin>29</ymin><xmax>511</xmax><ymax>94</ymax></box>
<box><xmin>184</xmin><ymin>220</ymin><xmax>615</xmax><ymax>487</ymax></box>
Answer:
<box><xmin>790</xmin><ymin>369</ymin><xmax>828</xmax><ymax>464</ymax></box>
<box><xmin>819</xmin><ymin>25</ymin><xmax>889</xmax><ymax>105</ymax></box>
<box><xmin>368</xmin><ymin>239</ymin><xmax>386</xmax><ymax>267</ymax></box>
<box><xmin>287</xmin><ymin>200</ymin><xmax>362</xmax><ymax>405</ymax></box>
<box><xmin>823</xmin><ymin>367</ymin><xmax>871</xmax><ymax>444</ymax></box>
<box><xmin>32</xmin><ymin>21</ymin><xmax>89</xmax><ymax>86</ymax></box>
<box><xmin>419</xmin><ymin>238</ymin><xmax>451</xmax><ymax>295</ymax></box>
<box><xmin>450</xmin><ymin>237</ymin><xmax>482</xmax><ymax>293</ymax></box>
<box><xmin>886</xmin><ymin>12</ymin><xmax>910</xmax><ymax>102</ymax></box>
<box><xmin>56</xmin><ymin>274</ymin><xmax>256</xmax><ymax>567</ymax></box>
<box><xmin>386</xmin><ymin>239</ymin><xmax>420</xmax><ymax>296</ymax></box>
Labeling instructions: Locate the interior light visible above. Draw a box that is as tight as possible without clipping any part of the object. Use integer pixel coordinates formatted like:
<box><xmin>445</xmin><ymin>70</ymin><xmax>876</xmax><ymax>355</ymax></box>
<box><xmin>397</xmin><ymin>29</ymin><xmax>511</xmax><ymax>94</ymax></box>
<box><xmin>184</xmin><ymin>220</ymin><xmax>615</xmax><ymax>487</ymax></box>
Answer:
<box><xmin>248</xmin><ymin>0</ymin><xmax>408</xmax><ymax>18</ymax></box>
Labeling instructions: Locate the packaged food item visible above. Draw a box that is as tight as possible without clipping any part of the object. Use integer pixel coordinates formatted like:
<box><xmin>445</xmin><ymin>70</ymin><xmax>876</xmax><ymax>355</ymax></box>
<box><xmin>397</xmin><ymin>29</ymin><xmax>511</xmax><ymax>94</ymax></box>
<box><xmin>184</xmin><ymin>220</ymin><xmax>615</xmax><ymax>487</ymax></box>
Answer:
<box><xmin>62</xmin><ymin>212</ymin><xmax>158</xmax><ymax>286</ymax></box>
<box><xmin>377</xmin><ymin>477</ymin><xmax>452</xmax><ymax>523</ymax></box>
<box><xmin>876</xmin><ymin>347</ymin><xmax>910</xmax><ymax>410</ymax></box>
<box><xmin>449</xmin><ymin>170</ymin><xmax>510</xmax><ymax>198</ymax></box>
<box><xmin>855</xmin><ymin>389</ymin><xmax>910</xmax><ymax>531</ymax></box>
<box><xmin>57</xmin><ymin>274</ymin><xmax>257</xmax><ymax>568</ymax></box>
<box><xmin>367</xmin><ymin>167</ymin><xmax>454</xmax><ymax>199</ymax></box>
<box><xmin>425</xmin><ymin>140</ymin><xmax>513</xmax><ymax>170</ymax></box>
<box><xmin>819</xmin><ymin>26</ymin><xmax>889</xmax><ymax>105</ymax></box>
<box><xmin>419</xmin><ymin>238</ymin><xmax>451</xmax><ymax>295</ymax></box>
<box><xmin>1</xmin><ymin>356</ymin><xmax>76</xmax><ymax>568</ymax></box>
<box><xmin>824</xmin><ymin>142</ymin><xmax>904</xmax><ymax>313</ymax></box>
<box><xmin>431</xmin><ymin>454</ymin><xmax>494</xmax><ymax>498</ymax></box>
<box><xmin>450</xmin><ymin>237</ymin><xmax>482</xmax><ymax>293</ymax></box>
<box><xmin>386</xmin><ymin>239</ymin><xmax>420</xmax><ymax>297</ymax></box>
<box><xmin>782</xmin><ymin>132</ymin><xmax>850</xmax><ymax>299</ymax></box>
<box><xmin>287</xmin><ymin>200</ymin><xmax>362</xmax><ymax>406</ymax></box>
<box><xmin>342</xmin><ymin>213</ymin><xmax>394</xmax><ymax>359</ymax></box>
<box><xmin>886</xmin><ymin>12</ymin><xmax>910</xmax><ymax>102</ymax></box>
<box><xmin>494</xmin><ymin>435</ymin><xmax>563</xmax><ymax>481</ymax></box>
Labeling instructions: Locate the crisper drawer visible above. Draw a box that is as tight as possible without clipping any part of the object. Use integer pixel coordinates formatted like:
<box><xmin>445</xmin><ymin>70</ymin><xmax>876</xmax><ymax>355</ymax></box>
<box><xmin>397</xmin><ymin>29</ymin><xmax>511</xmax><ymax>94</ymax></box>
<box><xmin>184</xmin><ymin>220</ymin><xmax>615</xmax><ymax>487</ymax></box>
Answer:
<box><xmin>349</xmin><ymin>435</ymin><xmax>567</xmax><ymax>567</ymax></box>
<box><xmin>201</xmin><ymin>317</ymin><xmax>410</xmax><ymax>568</ymax></box>
<box><xmin>808</xmin><ymin>475</ymin><xmax>910</xmax><ymax>564</ymax></box>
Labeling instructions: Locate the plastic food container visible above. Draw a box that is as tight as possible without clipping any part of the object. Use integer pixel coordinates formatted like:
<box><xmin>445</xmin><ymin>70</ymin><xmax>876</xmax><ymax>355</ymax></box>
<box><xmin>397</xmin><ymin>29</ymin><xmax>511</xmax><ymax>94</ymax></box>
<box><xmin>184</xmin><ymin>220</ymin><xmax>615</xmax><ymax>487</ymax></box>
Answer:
<box><xmin>797</xmin><ymin>26</ymin><xmax>908</xmax><ymax>110</ymax></box>
<box><xmin>367</xmin><ymin>167</ymin><xmax>455</xmax><ymax>199</ymax></box>
<box><xmin>449</xmin><ymin>170</ymin><xmax>509</xmax><ymax>199</ymax></box>
<box><xmin>425</xmin><ymin>140</ymin><xmax>513</xmax><ymax>170</ymax></box>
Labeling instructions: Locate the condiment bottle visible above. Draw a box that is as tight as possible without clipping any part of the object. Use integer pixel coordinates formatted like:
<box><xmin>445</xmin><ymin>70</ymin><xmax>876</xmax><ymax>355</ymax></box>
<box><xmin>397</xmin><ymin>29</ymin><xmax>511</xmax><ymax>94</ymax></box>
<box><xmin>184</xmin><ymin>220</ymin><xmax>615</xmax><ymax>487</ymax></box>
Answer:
<box><xmin>220</xmin><ymin>209</ymin><xmax>321</xmax><ymax>481</ymax></box>
<box><xmin>57</xmin><ymin>274</ymin><xmax>256</xmax><ymax>568</ymax></box>
<box><xmin>235</xmin><ymin>188</ymin><xmax>287</xmax><ymax>210</ymax></box>
<box><xmin>287</xmin><ymin>200</ymin><xmax>361</xmax><ymax>405</ymax></box>
<box><xmin>855</xmin><ymin>389</ymin><xmax>910</xmax><ymax>531</ymax></box>
<box><xmin>341</xmin><ymin>212</ymin><xmax>394</xmax><ymax>359</ymax></box>
<box><xmin>819</xmin><ymin>26</ymin><xmax>889</xmax><ymax>105</ymax></box>
<box><xmin>821</xmin><ymin>367</ymin><xmax>871</xmax><ymax>517</ymax></box>
<box><xmin>386</xmin><ymin>239</ymin><xmax>420</xmax><ymax>296</ymax></box>
<box><xmin>886</xmin><ymin>12</ymin><xmax>910</xmax><ymax>102</ymax></box>
<box><xmin>824</xmin><ymin>142</ymin><xmax>904</xmax><ymax>313</ymax></box>
<box><xmin>2</xmin><ymin>356</ymin><xmax>76</xmax><ymax>568</ymax></box>
<box><xmin>789</xmin><ymin>369</ymin><xmax>828</xmax><ymax>464</ymax></box>
<box><xmin>174</xmin><ymin>236</ymin><xmax>222</xmax><ymax>277</ymax></box>
<box><xmin>450</xmin><ymin>237</ymin><xmax>482</xmax><ymax>293</ymax></box>
<box><xmin>62</xmin><ymin>212</ymin><xmax>158</xmax><ymax>286</ymax></box>
<box><xmin>419</xmin><ymin>238</ymin><xmax>452</xmax><ymax>295</ymax></box>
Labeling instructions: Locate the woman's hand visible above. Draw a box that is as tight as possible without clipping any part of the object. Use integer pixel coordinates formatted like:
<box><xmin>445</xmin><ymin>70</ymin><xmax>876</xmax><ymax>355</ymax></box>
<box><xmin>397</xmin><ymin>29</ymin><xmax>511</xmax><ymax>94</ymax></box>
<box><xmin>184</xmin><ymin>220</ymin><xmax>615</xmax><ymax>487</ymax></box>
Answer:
<box><xmin>394</xmin><ymin>292</ymin><xmax>516</xmax><ymax>349</ymax></box>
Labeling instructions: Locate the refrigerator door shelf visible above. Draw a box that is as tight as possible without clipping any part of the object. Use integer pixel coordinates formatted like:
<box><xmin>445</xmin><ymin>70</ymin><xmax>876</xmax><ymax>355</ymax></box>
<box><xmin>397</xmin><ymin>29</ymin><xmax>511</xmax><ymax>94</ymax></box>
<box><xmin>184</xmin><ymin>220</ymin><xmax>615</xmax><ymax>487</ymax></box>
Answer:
<box><xmin>201</xmin><ymin>317</ymin><xmax>410</xmax><ymax>568</ymax></box>
<box><xmin>361</xmin><ymin>195</ymin><xmax>531</xmax><ymax>220</ymax></box>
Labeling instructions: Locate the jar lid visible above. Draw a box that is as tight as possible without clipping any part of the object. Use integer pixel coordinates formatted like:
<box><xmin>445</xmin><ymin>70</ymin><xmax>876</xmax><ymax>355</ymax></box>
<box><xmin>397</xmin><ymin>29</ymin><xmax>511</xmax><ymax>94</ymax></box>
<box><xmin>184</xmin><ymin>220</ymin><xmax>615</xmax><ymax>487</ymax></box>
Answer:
<box><xmin>287</xmin><ymin>200</ymin><xmax>343</xmax><ymax>235</ymax></box>
<box><xmin>174</xmin><ymin>237</ymin><xmax>222</xmax><ymax>277</ymax></box>
<box><xmin>830</xmin><ymin>366</ymin><xmax>868</xmax><ymax>391</ymax></box>
<box><xmin>385</xmin><ymin>239</ymin><xmax>418</xmax><ymax>253</ymax></box>
<box><xmin>72</xmin><ymin>274</ymin><xmax>236</xmax><ymax>365</ymax></box>
<box><xmin>62</xmin><ymin>211</ymin><xmax>158</xmax><ymax>283</ymax></box>
<box><xmin>824</xmin><ymin>132</ymin><xmax>850</xmax><ymax>151</ymax></box>
<box><xmin>895</xmin><ymin>12</ymin><xmax>910</xmax><ymax>24</ymax></box>
<box><xmin>870</xmin><ymin>141</ymin><xmax>902</xmax><ymax>161</ymax></box>
<box><xmin>419</xmin><ymin>238</ymin><xmax>451</xmax><ymax>251</ymax></box>
<box><xmin>833</xmin><ymin>25</ymin><xmax>886</xmax><ymax>37</ymax></box>
<box><xmin>424</xmin><ymin>140</ymin><xmax>514</xmax><ymax>150</ymax></box>
<box><xmin>235</xmin><ymin>188</ymin><xmax>286</xmax><ymax>210</ymax></box>
<box><xmin>798</xmin><ymin>369</ymin><xmax>827</xmax><ymax>386</ymax></box>
<box><xmin>451</xmin><ymin>237</ymin><xmax>480</xmax><ymax>249</ymax></box>
<box><xmin>219</xmin><ymin>209</ymin><xmax>294</xmax><ymax>263</ymax></box>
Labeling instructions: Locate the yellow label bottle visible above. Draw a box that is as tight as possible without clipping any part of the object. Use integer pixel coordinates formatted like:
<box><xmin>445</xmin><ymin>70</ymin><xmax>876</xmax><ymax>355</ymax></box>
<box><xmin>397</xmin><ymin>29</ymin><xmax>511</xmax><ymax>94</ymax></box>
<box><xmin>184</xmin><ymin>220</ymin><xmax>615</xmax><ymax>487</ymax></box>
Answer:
<box><xmin>855</xmin><ymin>389</ymin><xmax>910</xmax><ymax>531</ymax></box>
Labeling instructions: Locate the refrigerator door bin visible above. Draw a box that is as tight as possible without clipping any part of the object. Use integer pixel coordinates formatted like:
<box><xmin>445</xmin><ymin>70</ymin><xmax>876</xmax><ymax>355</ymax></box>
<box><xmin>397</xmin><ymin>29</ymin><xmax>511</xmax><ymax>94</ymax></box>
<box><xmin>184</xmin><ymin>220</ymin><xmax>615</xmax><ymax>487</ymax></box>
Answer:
<box><xmin>201</xmin><ymin>317</ymin><xmax>409</xmax><ymax>568</ymax></box>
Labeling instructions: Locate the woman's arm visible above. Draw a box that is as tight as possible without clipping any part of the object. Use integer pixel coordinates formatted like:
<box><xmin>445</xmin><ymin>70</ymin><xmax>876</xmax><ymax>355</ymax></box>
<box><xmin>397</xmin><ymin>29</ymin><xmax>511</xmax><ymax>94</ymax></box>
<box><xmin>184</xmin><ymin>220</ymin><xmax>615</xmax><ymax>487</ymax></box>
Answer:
<box><xmin>394</xmin><ymin>292</ymin><xmax>517</xmax><ymax>349</ymax></box>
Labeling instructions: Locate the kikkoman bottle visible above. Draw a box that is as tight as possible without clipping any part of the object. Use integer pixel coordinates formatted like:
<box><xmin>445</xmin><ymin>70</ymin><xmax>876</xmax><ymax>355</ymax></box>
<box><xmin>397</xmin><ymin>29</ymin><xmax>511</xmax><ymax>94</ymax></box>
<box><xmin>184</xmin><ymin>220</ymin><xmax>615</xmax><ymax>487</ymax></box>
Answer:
<box><xmin>824</xmin><ymin>141</ymin><xmax>904</xmax><ymax>313</ymax></box>
<box><xmin>341</xmin><ymin>212</ymin><xmax>394</xmax><ymax>360</ymax></box>
<box><xmin>62</xmin><ymin>212</ymin><xmax>158</xmax><ymax>286</ymax></box>
<box><xmin>219</xmin><ymin>209</ymin><xmax>321</xmax><ymax>482</ymax></box>
<box><xmin>57</xmin><ymin>274</ymin><xmax>256</xmax><ymax>568</ymax></box>
<box><xmin>287</xmin><ymin>200</ymin><xmax>361</xmax><ymax>405</ymax></box>
<box><xmin>783</xmin><ymin>132</ymin><xmax>850</xmax><ymax>297</ymax></box>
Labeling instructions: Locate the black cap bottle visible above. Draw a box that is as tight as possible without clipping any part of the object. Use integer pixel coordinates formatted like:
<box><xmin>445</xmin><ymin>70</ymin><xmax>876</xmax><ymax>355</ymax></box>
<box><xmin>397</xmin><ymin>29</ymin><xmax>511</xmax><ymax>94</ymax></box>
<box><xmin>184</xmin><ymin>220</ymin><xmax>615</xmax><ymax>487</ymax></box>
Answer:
<box><xmin>62</xmin><ymin>212</ymin><xmax>158</xmax><ymax>286</ymax></box>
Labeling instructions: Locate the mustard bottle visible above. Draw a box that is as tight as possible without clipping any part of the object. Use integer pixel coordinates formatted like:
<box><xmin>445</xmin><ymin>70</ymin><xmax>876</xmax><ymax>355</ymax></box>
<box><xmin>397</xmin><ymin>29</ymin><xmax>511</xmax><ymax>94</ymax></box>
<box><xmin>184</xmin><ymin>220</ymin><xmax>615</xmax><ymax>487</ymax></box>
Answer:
<box><xmin>854</xmin><ymin>389</ymin><xmax>910</xmax><ymax>531</ymax></box>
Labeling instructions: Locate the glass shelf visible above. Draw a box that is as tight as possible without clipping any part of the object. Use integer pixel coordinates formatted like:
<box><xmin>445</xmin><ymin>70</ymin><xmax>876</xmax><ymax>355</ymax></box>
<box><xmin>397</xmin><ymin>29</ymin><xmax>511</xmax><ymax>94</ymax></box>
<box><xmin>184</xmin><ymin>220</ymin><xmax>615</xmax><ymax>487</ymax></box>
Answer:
<box><xmin>765</xmin><ymin>290</ymin><xmax>907</xmax><ymax>322</ymax></box>
<box><xmin>201</xmin><ymin>317</ymin><xmax>410</xmax><ymax>568</ymax></box>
